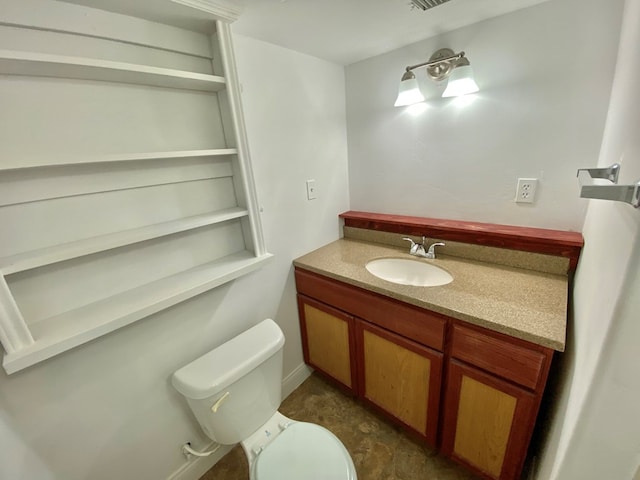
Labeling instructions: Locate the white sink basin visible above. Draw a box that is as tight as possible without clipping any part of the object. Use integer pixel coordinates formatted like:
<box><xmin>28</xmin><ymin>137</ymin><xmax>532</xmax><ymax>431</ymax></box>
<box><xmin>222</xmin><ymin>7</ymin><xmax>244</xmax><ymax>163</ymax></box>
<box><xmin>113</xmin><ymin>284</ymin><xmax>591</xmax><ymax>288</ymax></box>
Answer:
<box><xmin>365</xmin><ymin>258</ymin><xmax>453</xmax><ymax>287</ymax></box>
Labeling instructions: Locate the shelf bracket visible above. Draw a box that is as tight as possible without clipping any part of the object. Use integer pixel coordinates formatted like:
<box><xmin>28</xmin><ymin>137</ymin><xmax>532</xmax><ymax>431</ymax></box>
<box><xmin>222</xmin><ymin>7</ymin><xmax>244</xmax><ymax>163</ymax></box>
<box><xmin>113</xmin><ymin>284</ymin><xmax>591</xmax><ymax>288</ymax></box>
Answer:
<box><xmin>0</xmin><ymin>276</ymin><xmax>34</xmax><ymax>354</ymax></box>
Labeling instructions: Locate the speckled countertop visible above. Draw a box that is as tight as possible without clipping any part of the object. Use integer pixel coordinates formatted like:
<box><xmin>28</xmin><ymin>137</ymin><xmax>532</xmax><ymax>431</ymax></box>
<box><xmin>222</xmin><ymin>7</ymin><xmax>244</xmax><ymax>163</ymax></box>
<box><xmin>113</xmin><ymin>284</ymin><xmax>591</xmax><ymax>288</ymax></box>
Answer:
<box><xmin>293</xmin><ymin>239</ymin><xmax>568</xmax><ymax>351</ymax></box>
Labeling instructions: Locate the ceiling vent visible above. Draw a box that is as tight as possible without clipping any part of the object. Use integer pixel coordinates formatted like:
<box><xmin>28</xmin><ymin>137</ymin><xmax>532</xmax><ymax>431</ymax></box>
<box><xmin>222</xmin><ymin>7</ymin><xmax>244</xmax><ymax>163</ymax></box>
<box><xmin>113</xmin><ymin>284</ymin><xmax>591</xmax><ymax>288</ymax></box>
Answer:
<box><xmin>410</xmin><ymin>0</ymin><xmax>452</xmax><ymax>11</ymax></box>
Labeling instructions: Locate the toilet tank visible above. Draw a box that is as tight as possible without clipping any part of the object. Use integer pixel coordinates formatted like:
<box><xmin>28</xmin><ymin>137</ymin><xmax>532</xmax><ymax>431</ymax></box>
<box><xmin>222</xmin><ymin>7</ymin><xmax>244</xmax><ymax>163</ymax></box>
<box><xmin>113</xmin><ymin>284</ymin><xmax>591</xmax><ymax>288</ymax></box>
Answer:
<box><xmin>172</xmin><ymin>319</ymin><xmax>285</xmax><ymax>445</ymax></box>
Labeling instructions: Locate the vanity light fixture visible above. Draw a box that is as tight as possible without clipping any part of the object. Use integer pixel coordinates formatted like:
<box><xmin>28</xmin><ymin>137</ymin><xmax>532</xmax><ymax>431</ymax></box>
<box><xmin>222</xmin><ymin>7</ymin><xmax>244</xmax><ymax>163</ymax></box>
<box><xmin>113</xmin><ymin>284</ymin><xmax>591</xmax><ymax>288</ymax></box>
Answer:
<box><xmin>394</xmin><ymin>48</ymin><xmax>479</xmax><ymax>107</ymax></box>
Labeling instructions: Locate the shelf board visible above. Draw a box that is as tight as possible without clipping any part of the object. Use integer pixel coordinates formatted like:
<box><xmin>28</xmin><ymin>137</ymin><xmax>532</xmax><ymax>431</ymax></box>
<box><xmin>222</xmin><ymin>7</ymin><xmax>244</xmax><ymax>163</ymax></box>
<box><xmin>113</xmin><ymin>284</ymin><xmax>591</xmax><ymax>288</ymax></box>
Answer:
<box><xmin>0</xmin><ymin>207</ymin><xmax>249</xmax><ymax>275</ymax></box>
<box><xmin>2</xmin><ymin>250</ymin><xmax>273</xmax><ymax>374</ymax></box>
<box><xmin>0</xmin><ymin>148</ymin><xmax>238</xmax><ymax>172</ymax></box>
<box><xmin>0</xmin><ymin>49</ymin><xmax>226</xmax><ymax>92</ymax></box>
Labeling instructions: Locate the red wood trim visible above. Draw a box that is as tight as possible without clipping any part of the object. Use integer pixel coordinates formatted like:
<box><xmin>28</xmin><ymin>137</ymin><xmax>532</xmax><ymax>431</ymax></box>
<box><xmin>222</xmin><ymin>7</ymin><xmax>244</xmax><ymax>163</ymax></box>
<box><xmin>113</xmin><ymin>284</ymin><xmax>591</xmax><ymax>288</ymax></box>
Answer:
<box><xmin>441</xmin><ymin>360</ymin><xmax>537</xmax><ymax>480</ymax></box>
<box><xmin>296</xmin><ymin>294</ymin><xmax>357</xmax><ymax>396</ymax></box>
<box><xmin>355</xmin><ymin>319</ymin><xmax>443</xmax><ymax>448</ymax></box>
<box><xmin>295</xmin><ymin>268</ymin><xmax>446</xmax><ymax>351</ymax></box>
<box><xmin>450</xmin><ymin>323</ymin><xmax>549</xmax><ymax>390</ymax></box>
<box><xmin>308</xmin><ymin>369</ymin><xmax>357</xmax><ymax>398</ymax></box>
<box><xmin>340</xmin><ymin>210</ymin><xmax>583</xmax><ymax>271</ymax></box>
<box><xmin>296</xmin><ymin>294</ymin><xmax>311</xmax><ymax>365</ymax></box>
<box><xmin>348</xmin><ymin>306</ymin><xmax>360</xmax><ymax>398</ymax></box>
<box><xmin>354</xmin><ymin>317</ymin><xmax>366</xmax><ymax>405</ymax></box>
<box><xmin>437</xmin><ymin>316</ymin><xmax>455</xmax><ymax>450</ymax></box>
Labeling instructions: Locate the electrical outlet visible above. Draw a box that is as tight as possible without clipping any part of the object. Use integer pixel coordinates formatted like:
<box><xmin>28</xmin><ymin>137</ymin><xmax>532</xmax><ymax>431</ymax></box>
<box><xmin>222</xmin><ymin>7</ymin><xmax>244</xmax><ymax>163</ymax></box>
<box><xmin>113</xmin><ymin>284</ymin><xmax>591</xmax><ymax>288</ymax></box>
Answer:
<box><xmin>515</xmin><ymin>178</ymin><xmax>538</xmax><ymax>204</ymax></box>
<box><xmin>306</xmin><ymin>179</ymin><xmax>317</xmax><ymax>200</ymax></box>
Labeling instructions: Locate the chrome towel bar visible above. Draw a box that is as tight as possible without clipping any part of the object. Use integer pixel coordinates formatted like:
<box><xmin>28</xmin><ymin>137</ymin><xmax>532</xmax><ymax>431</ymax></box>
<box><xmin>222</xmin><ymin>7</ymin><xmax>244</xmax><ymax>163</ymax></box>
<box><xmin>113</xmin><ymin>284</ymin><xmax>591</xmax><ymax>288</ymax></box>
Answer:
<box><xmin>577</xmin><ymin>163</ymin><xmax>640</xmax><ymax>208</ymax></box>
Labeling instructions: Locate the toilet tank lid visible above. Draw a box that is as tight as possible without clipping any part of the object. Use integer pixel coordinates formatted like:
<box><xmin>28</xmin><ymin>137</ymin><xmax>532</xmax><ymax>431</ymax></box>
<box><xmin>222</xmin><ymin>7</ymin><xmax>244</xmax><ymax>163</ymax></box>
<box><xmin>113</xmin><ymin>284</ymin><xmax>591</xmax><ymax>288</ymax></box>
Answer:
<box><xmin>172</xmin><ymin>319</ymin><xmax>285</xmax><ymax>400</ymax></box>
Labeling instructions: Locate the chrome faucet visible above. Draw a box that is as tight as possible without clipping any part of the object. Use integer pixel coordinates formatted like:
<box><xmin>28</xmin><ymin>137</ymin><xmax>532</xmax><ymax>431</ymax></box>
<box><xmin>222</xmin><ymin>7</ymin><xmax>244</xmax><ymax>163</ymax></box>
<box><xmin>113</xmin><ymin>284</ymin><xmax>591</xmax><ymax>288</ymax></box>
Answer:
<box><xmin>403</xmin><ymin>236</ymin><xmax>427</xmax><ymax>257</ymax></box>
<box><xmin>426</xmin><ymin>242</ymin><xmax>445</xmax><ymax>259</ymax></box>
<box><xmin>403</xmin><ymin>237</ymin><xmax>445</xmax><ymax>259</ymax></box>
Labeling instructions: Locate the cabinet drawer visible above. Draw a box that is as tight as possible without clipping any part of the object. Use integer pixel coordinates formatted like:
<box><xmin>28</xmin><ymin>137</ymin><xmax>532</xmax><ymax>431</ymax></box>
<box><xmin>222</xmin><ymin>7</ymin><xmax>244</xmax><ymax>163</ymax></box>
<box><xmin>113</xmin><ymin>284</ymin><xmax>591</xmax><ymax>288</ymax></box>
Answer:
<box><xmin>295</xmin><ymin>268</ymin><xmax>445</xmax><ymax>351</ymax></box>
<box><xmin>450</xmin><ymin>323</ymin><xmax>551</xmax><ymax>390</ymax></box>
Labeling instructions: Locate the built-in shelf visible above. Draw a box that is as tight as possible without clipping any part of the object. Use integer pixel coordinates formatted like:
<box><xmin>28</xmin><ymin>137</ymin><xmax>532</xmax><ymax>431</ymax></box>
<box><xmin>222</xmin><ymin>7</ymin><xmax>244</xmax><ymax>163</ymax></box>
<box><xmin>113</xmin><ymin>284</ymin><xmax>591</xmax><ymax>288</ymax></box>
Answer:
<box><xmin>0</xmin><ymin>148</ymin><xmax>238</xmax><ymax>172</ymax></box>
<box><xmin>2</xmin><ymin>251</ymin><xmax>273</xmax><ymax>374</ymax></box>
<box><xmin>0</xmin><ymin>207</ymin><xmax>249</xmax><ymax>275</ymax></box>
<box><xmin>1</xmin><ymin>19</ymin><xmax>269</xmax><ymax>374</ymax></box>
<box><xmin>0</xmin><ymin>49</ymin><xmax>226</xmax><ymax>92</ymax></box>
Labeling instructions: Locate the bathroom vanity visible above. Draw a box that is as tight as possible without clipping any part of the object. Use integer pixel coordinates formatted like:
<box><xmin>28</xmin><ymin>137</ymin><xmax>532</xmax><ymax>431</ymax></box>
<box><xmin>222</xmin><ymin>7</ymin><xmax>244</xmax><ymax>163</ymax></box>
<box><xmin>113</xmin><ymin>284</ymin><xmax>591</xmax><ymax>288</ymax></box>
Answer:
<box><xmin>293</xmin><ymin>211</ymin><xmax>583</xmax><ymax>480</ymax></box>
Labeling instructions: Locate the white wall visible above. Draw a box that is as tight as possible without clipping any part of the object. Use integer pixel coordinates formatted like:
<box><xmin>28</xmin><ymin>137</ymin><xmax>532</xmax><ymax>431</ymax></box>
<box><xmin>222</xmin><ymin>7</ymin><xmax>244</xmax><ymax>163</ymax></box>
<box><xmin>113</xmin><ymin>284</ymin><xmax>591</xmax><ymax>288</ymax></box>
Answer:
<box><xmin>0</xmin><ymin>5</ymin><xmax>349</xmax><ymax>480</ymax></box>
<box><xmin>345</xmin><ymin>0</ymin><xmax>623</xmax><ymax>231</ymax></box>
<box><xmin>536</xmin><ymin>0</ymin><xmax>640</xmax><ymax>477</ymax></box>
<box><xmin>232</xmin><ymin>33</ymin><xmax>350</xmax><ymax>388</ymax></box>
<box><xmin>3</xmin><ymin>0</ymin><xmax>635</xmax><ymax>479</ymax></box>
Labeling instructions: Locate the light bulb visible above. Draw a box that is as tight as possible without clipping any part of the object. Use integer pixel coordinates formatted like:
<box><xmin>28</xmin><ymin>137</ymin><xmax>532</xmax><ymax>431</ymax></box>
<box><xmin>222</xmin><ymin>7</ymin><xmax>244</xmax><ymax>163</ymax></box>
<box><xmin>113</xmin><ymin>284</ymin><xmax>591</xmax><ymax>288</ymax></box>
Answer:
<box><xmin>442</xmin><ymin>65</ymin><xmax>479</xmax><ymax>98</ymax></box>
<box><xmin>394</xmin><ymin>72</ymin><xmax>425</xmax><ymax>107</ymax></box>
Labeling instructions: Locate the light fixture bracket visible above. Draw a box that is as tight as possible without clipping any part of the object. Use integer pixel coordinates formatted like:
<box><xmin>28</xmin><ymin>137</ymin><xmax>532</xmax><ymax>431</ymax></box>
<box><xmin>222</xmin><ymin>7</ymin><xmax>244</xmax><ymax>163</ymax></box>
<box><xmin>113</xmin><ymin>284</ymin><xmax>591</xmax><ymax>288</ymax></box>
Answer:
<box><xmin>426</xmin><ymin>48</ymin><xmax>460</xmax><ymax>81</ymax></box>
<box><xmin>401</xmin><ymin>69</ymin><xmax>416</xmax><ymax>82</ymax></box>
<box><xmin>394</xmin><ymin>46</ymin><xmax>478</xmax><ymax>106</ymax></box>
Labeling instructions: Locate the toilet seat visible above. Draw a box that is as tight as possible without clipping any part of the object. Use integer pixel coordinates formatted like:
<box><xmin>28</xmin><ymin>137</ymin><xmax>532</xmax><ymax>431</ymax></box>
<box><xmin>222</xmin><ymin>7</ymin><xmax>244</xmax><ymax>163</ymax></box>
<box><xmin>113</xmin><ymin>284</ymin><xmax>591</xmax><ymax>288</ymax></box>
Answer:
<box><xmin>252</xmin><ymin>422</ymin><xmax>356</xmax><ymax>480</ymax></box>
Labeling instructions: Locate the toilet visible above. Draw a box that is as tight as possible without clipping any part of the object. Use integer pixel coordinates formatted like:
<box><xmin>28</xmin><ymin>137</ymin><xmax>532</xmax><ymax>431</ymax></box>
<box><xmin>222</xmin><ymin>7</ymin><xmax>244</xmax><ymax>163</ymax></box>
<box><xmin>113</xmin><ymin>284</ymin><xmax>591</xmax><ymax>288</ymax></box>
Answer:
<box><xmin>172</xmin><ymin>318</ymin><xmax>357</xmax><ymax>480</ymax></box>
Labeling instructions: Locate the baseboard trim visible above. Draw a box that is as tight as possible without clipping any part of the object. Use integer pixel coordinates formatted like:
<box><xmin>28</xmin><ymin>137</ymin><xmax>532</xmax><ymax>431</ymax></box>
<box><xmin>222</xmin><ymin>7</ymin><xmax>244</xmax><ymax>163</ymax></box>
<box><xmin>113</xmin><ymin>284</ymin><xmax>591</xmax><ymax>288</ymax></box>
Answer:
<box><xmin>282</xmin><ymin>362</ymin><xmax>313</xmax><ymax>398</ymax></box>
<box><xmin>168</xmin><ymin>362</ymin><xmax>311</xmax><ymax>480</ymax></box>
<box><xmin>167</xmin><ymin>442</ymin><xmax>232</xmax><ymax>480</ymax></box>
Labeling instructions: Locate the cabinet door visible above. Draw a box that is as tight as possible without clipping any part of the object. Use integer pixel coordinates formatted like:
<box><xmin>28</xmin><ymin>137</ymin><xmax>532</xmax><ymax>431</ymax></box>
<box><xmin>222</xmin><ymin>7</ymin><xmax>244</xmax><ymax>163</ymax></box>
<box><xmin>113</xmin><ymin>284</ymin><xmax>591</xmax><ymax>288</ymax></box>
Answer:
<box><xmin>297</xmin><ymin>294</ymin><xmax>357</xmax><ymax>392</ymax></box>
<box><xmin>356</xmin><ymin>320</ymin><xmax>442</xmax><ymax>446</ymax></box>
<box><xmin>441</xmin><ymin>360</ymin><xmax>536</xmax><ymax>480</ymax></box>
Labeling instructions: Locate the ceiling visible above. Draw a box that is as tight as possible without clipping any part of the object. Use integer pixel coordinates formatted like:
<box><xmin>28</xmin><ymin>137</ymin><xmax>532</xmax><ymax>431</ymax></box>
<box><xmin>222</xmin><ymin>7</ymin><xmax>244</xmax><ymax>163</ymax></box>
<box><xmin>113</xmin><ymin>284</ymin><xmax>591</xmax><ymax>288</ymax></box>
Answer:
<box><xmin>60</xmin><ymin>0</ymin><xmax>553</xmax><ymax>66</ymax></box>
<box><xmin>231</xmin><ymin>0</ymin><xmax>553</xmax><ymax>65</ymax></box>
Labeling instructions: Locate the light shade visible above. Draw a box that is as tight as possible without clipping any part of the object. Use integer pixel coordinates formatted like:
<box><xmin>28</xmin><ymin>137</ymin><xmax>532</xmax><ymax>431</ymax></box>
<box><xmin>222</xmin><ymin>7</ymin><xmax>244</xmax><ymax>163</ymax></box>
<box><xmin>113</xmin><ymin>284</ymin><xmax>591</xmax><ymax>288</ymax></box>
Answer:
<box><xmin>394</xmin><ymin>71</ymin><xmax>425</xmax><ymax>107</ymax></box>
<box><xmin>442</xmin><ymin>65</ymin><xmax>479</xmax><ymax>98</ymax></box>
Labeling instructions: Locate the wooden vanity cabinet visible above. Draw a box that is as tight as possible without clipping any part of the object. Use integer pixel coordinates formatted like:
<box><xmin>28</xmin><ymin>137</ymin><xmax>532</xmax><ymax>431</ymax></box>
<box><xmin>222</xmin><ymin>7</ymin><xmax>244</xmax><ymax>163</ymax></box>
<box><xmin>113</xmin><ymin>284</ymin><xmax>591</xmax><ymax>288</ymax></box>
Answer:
<box><xmin>294</xmin><ymin>267</ymin><xmax>555</xmax><ymax>480</ymax></box>
<box><xmin>297</xmin><ymin>294</ymin><xmax>357</xmax><ymax>393</ymax></box>
<box><xmin>356</xmin><ymin>320</ymin><xmax>442</xmax><ymax>445</ymax></box>
<box><xmin>295</xmin><ymin>268</ymin><xmax>445</xmax><ymax>446</ymax></box>
<box><xmin>442</xmin><ymin>361</ymin><xmax>536</xmax><ymax>480</ymax></box>
<box><xmin>441</xmin><ymin>323</ymin><xmax>554</xmax><ymax>480</ymax></box>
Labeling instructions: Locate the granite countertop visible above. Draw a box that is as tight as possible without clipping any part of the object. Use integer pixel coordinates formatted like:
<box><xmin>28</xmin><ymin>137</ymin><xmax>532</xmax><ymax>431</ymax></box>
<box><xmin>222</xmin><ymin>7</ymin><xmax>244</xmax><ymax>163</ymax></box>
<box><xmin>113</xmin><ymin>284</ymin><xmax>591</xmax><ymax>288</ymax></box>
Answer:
<box><xmin>293</xmin><ymin>238</ymin><xmax>568</xmax><ymax>351</ymax></box>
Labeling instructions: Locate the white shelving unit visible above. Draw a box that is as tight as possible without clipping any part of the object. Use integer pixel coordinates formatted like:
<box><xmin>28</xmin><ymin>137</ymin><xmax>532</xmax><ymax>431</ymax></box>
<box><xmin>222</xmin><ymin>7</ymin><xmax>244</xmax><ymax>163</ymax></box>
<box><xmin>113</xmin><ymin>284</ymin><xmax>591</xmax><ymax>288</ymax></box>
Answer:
<box><xmin>0</xmin><ymin>207</ymin><xmax>249</xmax><ymax>275</ymax></box>
<box><xmin>0</xmin><ymin>6</ymin><xmax>271</xmax><ymax>374</ymax></box>
<box><xmin>0</xmin><ymin>148</ymin><xmax>238</xmax><ymax>172</ymax></box>
<box><xmin>3</xmin><ymin>251</ymin><xmax>267</xmax><ymax>374</ymax></box>
<box><xmin>0</xmin><ymin>49</ymin><xmax>226</xmax><ymax>92</ymax></box>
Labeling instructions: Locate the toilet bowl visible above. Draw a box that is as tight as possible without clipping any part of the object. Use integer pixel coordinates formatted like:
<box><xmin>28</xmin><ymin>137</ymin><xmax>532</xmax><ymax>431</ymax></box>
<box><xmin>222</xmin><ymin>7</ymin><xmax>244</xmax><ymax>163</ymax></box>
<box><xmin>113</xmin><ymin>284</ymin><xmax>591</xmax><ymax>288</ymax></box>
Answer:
<box><xmin>172</xmin><ymin>319</ymin><xmax>357</xmax><ymax>480</ymax></box>
<box><xmin>242</xmin><ymin>411</ymin><xmax>355</xmax><ymax>480</ymax></box>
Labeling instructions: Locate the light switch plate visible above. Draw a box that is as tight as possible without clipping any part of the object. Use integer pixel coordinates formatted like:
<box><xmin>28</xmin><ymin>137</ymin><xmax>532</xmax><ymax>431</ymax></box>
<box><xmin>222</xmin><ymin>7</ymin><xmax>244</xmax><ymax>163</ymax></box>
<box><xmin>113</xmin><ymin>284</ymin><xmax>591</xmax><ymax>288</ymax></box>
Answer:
<box><xmin>306</xmin><ymin>179</ymin><xmax>317</xmax><ymax>200</ymax></box>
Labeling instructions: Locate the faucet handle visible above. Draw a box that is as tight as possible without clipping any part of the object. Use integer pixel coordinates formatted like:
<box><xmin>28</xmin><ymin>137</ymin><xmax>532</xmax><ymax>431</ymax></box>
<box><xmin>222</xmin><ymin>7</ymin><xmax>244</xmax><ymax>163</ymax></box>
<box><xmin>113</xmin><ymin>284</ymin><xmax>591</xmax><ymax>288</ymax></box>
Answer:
<box><xmin>403</xmin><ymin>236</ymin><xmax>427</xmax><ymax>245</ymax></box>
<box><xmin>403</xmin><ymin>237</ymin><xmax>423</xmax><ymax>256</ymax></box>
<box><xmin>403</xmin><ymin>237</ymin><xmax>418</xmax><ymax>255</ymax></box>
<box><xmin>426</xmin><ymin>242</ymin><xmax>445</xmax><ymax>258</ymax></box>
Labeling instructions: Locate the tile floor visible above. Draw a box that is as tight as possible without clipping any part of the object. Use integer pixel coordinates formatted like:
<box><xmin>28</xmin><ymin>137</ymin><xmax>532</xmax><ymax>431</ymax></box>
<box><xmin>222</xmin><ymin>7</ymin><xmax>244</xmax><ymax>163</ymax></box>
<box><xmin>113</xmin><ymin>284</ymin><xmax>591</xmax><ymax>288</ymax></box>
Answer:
<box><xmin>201</xmin><ymin>373</ymin><xmax>478</xmax><ymax>480</ymax></box>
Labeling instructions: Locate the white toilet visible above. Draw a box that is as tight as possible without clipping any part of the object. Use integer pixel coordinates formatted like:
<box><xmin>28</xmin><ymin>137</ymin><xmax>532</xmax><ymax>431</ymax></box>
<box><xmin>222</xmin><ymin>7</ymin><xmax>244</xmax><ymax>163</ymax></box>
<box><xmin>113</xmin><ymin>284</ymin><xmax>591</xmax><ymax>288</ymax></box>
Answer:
<box><xmin>172</xmin><ymin>319</ymin><xmax>357</xmax><ymax>480</ymax></box>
